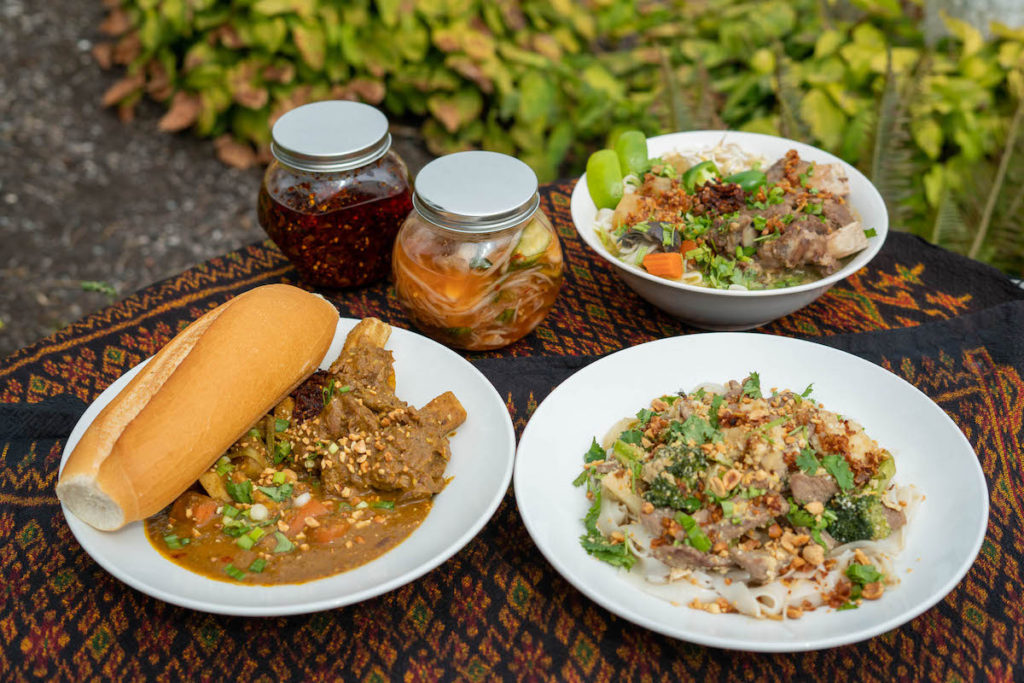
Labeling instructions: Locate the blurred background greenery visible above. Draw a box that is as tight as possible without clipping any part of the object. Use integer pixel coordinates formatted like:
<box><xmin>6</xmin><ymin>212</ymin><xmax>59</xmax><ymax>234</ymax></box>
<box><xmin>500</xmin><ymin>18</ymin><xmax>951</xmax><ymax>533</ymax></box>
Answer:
<box><xmin>95</xmin><ymin>0</ymin><xmax>1024</xmax><ymax>275</ymax></box>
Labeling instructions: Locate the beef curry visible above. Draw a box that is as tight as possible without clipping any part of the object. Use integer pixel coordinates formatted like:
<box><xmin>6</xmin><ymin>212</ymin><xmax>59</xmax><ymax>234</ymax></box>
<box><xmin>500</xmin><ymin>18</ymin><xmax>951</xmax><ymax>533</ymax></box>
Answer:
<box><xmin>145</xmin><ymin>318</ymin><xmax>466</xmax><ymax>585</ymax></box>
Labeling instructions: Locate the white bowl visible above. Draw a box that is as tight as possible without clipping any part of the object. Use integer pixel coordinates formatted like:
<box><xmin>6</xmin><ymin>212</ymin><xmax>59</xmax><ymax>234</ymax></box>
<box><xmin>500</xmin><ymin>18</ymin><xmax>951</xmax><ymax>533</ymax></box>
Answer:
<box><xmin>569</xmin><ymin>131</ymin><xmax>888</xmax><ymax>330</ymax></box>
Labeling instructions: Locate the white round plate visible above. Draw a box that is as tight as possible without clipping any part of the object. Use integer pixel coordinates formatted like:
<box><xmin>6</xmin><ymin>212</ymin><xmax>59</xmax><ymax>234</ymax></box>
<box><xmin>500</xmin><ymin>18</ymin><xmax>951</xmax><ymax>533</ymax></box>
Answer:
<box><xmin>514</xmin><ymin>333</ymin><xmax>988</xmax><ymax>651</ymax></box>
<box><xmin>60</xmin><ymin>318</ymin><xmax>516</xmax><ymax>616</ymax></box>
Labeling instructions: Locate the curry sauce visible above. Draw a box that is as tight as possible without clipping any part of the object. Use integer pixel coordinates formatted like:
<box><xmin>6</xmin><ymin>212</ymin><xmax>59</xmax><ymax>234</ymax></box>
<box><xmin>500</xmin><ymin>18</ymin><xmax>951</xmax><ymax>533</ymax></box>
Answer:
<box><xmin>143</xmin><ymin>318</ymin><xmax>465</xmax><ymax>585</ymax></box>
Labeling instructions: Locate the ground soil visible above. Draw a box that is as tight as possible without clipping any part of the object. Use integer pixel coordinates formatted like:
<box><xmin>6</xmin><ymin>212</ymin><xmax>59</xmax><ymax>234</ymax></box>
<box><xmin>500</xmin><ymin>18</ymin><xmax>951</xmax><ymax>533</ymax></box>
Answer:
<box><xmin>0</xmin><ymin>0</ymin><xmax>433</xmax><ymax>358</ymax></box>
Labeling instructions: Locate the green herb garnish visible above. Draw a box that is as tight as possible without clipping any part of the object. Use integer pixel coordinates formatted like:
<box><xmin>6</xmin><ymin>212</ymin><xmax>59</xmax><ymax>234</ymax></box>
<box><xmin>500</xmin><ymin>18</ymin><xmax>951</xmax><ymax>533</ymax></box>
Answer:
<box><xmin>822</xmin><ymin>454</ymin><xmax>855</xmax><ymax>491</ymax></box>
<box><xmin>225</xmin><ymin>480</ymin><xmax>253</xmax><ymax>504</ymax></box>
<box><xmin>273</xmin><ymin>532</ymin><xmax>295</xmax><ymax>553</ymax></box>
<box><xmin>257</xmin><ymin>483</ymin><xmax>294</xmax><ymax>503</ymax></box>
<box><xmin>796</xmin><ymin>448</ymin><xmax>822</xmax><ymax>475</ymax></box>
<box><xmin>224</xmin><ymin>564</ymin><xmax>246</xmax><ymax>581</ymax></box>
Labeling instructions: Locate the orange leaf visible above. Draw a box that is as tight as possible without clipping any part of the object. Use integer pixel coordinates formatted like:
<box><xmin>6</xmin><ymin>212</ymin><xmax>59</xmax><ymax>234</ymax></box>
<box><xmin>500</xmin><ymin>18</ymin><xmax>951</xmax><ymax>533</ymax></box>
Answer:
<box><xmin>99</xmin><ymin>9</ymin><xmax>131</xmax><ymax>36</ymax></box>
<box><xmin>91</xmin><ymin>43</ymin><xmax>114</xmax><ymax>70</ymax></box>
<box><xmin>101</xmin><ymin>73</ymin><xmax>144</xmax><ymax>107</ymax></box>
<box><xmin>158</xmin><ymin>92</ymin><xmax>202</xmax><ymax>132</ymax></box>
<box><xmin>214</xmin><ymin>136</ymin><xmax>258</xmax><ymax>169</ymax></box>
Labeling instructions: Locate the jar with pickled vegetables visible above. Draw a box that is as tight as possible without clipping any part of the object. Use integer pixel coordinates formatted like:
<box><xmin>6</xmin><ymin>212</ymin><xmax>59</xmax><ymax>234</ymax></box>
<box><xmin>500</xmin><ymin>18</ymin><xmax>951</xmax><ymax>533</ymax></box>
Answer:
<box><xmin>258</xmin><ymin>101</ymin><xmax>412</xmax><ymax>288</ymax></box>
<box><xmin>392</xmin><ymin>151</ymin><xmax>563</xmax><ymax>350</ymax></box>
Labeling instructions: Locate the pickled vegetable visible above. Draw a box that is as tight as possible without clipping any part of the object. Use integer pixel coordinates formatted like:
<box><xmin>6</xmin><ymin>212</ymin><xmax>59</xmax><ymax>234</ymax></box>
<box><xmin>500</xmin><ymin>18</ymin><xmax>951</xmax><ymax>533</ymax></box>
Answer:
<box><xmin>586</xmin><ymin>150</ymin><xmax>624</xmax><ymax>209</ymax></box>
<box><xmin>393</xmin><ymin>211</ymin><xmax>563</xmax><ymax>351</ymax></box>
<box><xmin>510</xmin><ymin>220</ymin><xmax>551</xmax><ymax>268</ymax></box>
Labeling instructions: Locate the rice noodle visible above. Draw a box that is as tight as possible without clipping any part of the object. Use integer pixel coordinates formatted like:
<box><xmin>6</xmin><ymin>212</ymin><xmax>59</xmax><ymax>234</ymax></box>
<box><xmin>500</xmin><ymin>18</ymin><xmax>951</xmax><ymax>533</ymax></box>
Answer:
<box><xmin>576</xmin><ymin>377</ymin><xmax>920</xmax><ymax>620</ymax></box>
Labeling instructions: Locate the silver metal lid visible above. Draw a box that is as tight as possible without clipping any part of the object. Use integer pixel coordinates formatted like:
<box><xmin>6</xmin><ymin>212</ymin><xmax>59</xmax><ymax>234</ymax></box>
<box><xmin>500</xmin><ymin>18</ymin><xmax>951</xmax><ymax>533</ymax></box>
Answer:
<box><xmin>413</xmin><ymin>151</ymin><xmax>540</xmax><ymax>233</ymax></box>
<box><xmin>270</xmin><ymin>100</ymin><xmax>391</xmax><ymax>173</ymax></box>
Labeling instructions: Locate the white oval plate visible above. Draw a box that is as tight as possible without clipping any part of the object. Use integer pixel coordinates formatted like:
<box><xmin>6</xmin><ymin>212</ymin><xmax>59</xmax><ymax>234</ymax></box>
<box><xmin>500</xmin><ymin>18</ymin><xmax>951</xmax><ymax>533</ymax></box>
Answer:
<box><xmin>514</xmin><ymin>333</ymin><xmax>988</xmax><ymax>651</ymax></box>
<box><xmin>60</xmin><ymin>318</ymin><xmax>516</xmax><ymax>616</ymax></box>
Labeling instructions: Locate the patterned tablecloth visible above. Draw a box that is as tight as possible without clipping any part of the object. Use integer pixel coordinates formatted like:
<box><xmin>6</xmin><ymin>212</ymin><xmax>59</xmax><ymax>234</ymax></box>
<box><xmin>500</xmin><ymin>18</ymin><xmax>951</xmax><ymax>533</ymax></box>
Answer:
<box><xmin>2</xmin><ymin>181</ymin><xmax>1023</xmax><ymax>681</ymax></box>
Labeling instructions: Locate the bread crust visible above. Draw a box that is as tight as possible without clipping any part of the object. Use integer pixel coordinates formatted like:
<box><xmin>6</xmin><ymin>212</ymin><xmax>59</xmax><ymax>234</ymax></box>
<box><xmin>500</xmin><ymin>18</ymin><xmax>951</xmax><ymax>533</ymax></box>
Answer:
<box><xmin>56</xmin><ymin>284</ymin><xmax>339</xmax><ymax>530</ymax></box>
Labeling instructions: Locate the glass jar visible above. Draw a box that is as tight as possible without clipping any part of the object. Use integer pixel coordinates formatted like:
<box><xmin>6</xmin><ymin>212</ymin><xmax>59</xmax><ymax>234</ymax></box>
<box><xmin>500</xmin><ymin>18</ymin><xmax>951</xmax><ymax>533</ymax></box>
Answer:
<box><xmin>393</xmin><ymin>151</ymin><xmax>563</xmax><ymax>350</ymax></box>
<box><xmin>257</xmin><ymin>100</ymin><xmax>412</xmax><ymax>288</ymax></box>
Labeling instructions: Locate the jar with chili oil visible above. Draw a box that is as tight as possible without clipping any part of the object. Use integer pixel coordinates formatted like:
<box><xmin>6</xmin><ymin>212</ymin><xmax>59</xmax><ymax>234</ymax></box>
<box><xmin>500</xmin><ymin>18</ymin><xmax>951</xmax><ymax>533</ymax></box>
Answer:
<box><xmin>393</xmin><ymin>151</ymin><xmax>563</xmax><ymax>351</ymax></box>
<box><xmin>258</xmin><ymin>101</ymin><xmax>412</xmax><ymax>288</ymax></box>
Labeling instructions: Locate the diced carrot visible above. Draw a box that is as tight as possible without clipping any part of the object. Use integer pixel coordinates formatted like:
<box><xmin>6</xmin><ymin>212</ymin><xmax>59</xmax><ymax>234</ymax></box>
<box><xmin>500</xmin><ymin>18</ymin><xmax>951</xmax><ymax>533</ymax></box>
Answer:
<box><xmin>680</xmin><ymin>239</ymin><xmax>698</xmax><ymax>256</ymax></box>
<box><xmin>642</xmin><ymin>252</ymin><xmax>684</xmax><ymax>279</ymax></box>
<box><xmin>310</xmin><ymin>521</ymin><xmax>351</xmax><ymax>544</ymax></box>
<box><xmin>286</xmin><ymin>499</ymin><xmax>330</xmax><ymax>535</ymax></box>
<box><xmin>191</xmin><ymin>499</ymin><xmax>219</xmax><ymax>527</ymax></box>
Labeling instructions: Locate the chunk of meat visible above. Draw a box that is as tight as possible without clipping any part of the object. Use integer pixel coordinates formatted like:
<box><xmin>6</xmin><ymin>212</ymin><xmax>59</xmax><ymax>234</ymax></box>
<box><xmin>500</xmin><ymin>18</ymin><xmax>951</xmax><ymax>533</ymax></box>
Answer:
<box><xmin>882</xmin><ymin>505</ymin><xmax>906</xmax><ymax>533</ymax></box>
<box><xmin>804</xmin><ymin>163</ymin><xmax>850</xmax><ymax>196</ymax></box>
<box><xmin>821</xmin><ymin>198</ymin><xmax>855</xmax><ymax>230</ymax></box>
<box><xmin>290</xmin><ymin>370</ymin><xmax>330</xmax><ymax>423</ymax></box>
<box><xmin>756</xmin><ymin>227</ymin><xmax>835</xmax><ymax>272</ymax></box>
<box><xmin>705</xmin><ymin>494</ymin><xmax>787</xmax><ymax>543</ymax></box>
<box><xmin>789</xmin><ymin>472</ymin><xmax>838</xmax><ymax>505</ymax></box>
<box><xmin>826</xmin><ymin>221</ymin><xmax>868</xmax><ymax>259</ymax></box>
<box><xmin>730</xmin><ymin>548</ymin><xmax>781</xmax><ymax>583</ymax></box>
<box><xmin>653</xmin><ymin>543</ymin><xmax>733</xmax><ymax>570</ymax></box>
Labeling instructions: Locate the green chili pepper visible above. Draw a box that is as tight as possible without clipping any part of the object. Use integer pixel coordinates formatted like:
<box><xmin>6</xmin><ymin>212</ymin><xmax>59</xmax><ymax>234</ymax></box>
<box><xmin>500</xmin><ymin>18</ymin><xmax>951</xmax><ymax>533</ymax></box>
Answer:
<box><xmin>586</xmin><ymin>149</ymin><xmax>624</xmax><ymax>209</ymax></box>
<box><xmin>682</xmin><ymin>160</ymin><xmax>719</xmax><ymax>193</ymax></box>
<box><xmin>723</xmin><ymin>169</ymin><xmax>767</xmax><ymax>193</ymax></box>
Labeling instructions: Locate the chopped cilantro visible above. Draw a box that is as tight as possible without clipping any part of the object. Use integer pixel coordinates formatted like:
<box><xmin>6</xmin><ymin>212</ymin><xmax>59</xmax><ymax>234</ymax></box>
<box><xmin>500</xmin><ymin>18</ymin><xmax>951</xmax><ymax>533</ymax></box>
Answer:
<box><xmin>863</xmin><ymin>228</ymin><xmax>878</xmax><ymax>238</ymax></box>
<box><xmin>274</xmin><ymin>418</ymin><xmax>289</xmax><ymax>433</ymax></box>
<box><xmin>618</xmin><ymin>429</ymin><xmax>643</xmax><ymax>446</ymax></box>
<box><xmin>584</xmin><ymin>438</ymin><xmax>606</xmax><ymax>463</ymax></box>
<box><xmin>741</xmin><ymin>372</ymin><xmax>762</xmax><ymax>399</ymax></box>
<box><xmin>272</xmin><ymin>531</ymin><xmax>294</xmax><ymax>553</ymax></box>
<box><xmin>635</xmin><ymin>409</ymin><xmax>655</xmax><ymax>427</ymax></box>
<box><xmin>257</xmin><ymin>483</ymin><xmax>294</xmax><ymax>502</ymax></box>
<box><xmin>796</xmin><ymin>448</ymin><xmax>822</xmax><ymax>475</ymax></box>
<box><xmin>801</xmin><ymin>383</ymin><xmax>814</xmax><ymax>398</ymax></box>
<box><xmin>846</xmin><ymin>562</ymin><xmax>884</xmax><ymax>585</ymax></box>
<box><xmin>708</xmin><ymin>394</ymin><xmax>724</xmax><ymax>429</ymax></box>
<box><xmin>822</xmin><ymin>454</ymin><xmax>855</xmax><ymax>491</ymax></box>
<box><xmin>667</xmin><ymin>415</ymin><xmax>719</xmax><ymax>445</ymax></box>
<box><xmin>225</xmin><ymin>480</ymin><xmax>253</xmax><ymax>504</ymax></box>
<box><xmin>579</xmin><ymin>488</ymin><xmax>636</xmax><ymax>569</ymax></box>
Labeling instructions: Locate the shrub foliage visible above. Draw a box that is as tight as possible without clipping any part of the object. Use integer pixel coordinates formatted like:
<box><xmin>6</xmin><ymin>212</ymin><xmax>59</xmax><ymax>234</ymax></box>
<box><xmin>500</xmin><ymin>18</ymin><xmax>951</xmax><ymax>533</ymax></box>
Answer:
<box><xmin>96</xmin><ymin>0</ymin><xmax>1024</xmax><ymax>273</ymax></box>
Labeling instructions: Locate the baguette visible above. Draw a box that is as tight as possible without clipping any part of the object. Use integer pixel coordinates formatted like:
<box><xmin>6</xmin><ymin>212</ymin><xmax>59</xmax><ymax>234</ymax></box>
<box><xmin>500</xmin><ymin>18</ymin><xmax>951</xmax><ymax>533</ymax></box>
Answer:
<box><xmin>56</xmin><ymin>284</ymin><xmax>339</xmax><ymax>531</ymax></box>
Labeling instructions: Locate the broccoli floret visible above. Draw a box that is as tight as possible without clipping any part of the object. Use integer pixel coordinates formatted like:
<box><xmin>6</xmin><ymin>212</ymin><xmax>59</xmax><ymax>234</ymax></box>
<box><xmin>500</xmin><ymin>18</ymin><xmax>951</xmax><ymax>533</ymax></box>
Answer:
<box><xmin>826</xmin><ymin>492</ymin><xmax>891</xmax><ymax>544</ymax></box>
<box><xmin>644</xmin><ymin>475</ymin><xmax>700</xmax><ymax>512</ymax></box>
<box><xmin>658</xmin><ymin>443</ymin><xmax>707</xmax><ymax>482</ymax></box>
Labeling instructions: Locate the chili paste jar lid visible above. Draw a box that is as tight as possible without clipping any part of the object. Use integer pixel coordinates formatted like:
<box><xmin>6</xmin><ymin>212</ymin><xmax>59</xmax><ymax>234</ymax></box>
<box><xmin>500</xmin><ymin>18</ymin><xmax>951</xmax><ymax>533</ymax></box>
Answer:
<box><xmin>412</xmin><ymin>151</ymin><xmax>540</xmax><ymax>233</ymax></box>
<box><xmin>270</xmin><ymin>101</ymin><xmax>392</xmax><ymax>173</ymax></box>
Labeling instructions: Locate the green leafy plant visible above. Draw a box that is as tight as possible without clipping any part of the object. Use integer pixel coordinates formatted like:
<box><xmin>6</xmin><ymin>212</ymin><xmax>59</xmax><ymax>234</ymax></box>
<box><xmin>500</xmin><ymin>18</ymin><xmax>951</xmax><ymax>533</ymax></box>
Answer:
<box><xmin>95</xmin><ymin>0</ymin><xmax>1024</xmax><ymax>273</ymax></box>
